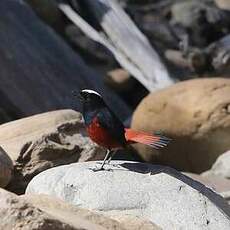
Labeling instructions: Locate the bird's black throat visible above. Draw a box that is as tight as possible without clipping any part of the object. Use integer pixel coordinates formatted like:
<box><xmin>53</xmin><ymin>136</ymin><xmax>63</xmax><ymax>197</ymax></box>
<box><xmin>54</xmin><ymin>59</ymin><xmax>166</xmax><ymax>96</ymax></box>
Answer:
<box><xmin>81</xmin><ymin>100</ymin><xmax>105</xmax><ymax>126</ymax></box>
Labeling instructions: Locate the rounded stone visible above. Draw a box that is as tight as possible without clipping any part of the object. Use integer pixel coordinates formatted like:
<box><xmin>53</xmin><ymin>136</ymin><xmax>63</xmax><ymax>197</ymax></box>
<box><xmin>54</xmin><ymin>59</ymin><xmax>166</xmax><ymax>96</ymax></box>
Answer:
<box><xmin>131</xmin><ymin>78</ymin><xmax>230</xmax><ymax>173</ymax></box>
<box><xmin>26</xmin><ymin>161</ymin><xmax>230</xmax><ymax>229</ymax></box>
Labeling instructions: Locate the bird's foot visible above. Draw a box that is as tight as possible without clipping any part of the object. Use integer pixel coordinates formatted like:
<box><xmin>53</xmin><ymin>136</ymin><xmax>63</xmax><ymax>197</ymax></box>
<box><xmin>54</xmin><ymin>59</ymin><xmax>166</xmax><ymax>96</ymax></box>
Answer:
<box><xmin>96</xmin><ymin>161</ymin><xmax>120</xmax><ymax>168</ymax></box>
<box><xmin>109</xmin><ymin>163</ymin><xmax>121</xmax><ymax>168</ymax></box>
<box><xmin>91</xmin><ymin>167</ymin><xmax>105</xmax><ymax>172</ymax></box>
<box><xmin>89</xmin><ymin>166</ymin><xmax>113</xmax><ymax>172</ymax></box>
<box><xmin>96</xmin><ymin>161</ymin><xmax>111</xmax><ymax>166</ymax></box>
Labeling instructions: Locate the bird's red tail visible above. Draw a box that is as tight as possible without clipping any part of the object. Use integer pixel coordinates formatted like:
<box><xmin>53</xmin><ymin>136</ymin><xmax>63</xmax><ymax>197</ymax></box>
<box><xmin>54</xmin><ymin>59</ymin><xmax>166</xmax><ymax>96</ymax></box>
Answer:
<box><xmin>125</xmin><ymin>128</ymin><xmax>171</xmax><ymax>149</ymax></box>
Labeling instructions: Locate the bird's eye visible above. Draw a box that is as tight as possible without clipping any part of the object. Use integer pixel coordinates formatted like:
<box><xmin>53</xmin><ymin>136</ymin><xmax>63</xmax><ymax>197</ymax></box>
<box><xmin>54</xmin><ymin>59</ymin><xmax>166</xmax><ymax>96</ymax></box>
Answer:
<box><xmin>85</xmin><ymin>94</ymin><xmax>90</xmax><ymax>101</ymax></box>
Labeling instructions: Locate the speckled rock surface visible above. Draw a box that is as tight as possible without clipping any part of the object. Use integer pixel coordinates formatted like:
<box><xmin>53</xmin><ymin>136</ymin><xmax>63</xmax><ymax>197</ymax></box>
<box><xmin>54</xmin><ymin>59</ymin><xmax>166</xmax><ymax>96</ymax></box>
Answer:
<box><xmin>26</xmin><ymin>161</ymin><xmax>230</xmax><ymax>230</ymax></box>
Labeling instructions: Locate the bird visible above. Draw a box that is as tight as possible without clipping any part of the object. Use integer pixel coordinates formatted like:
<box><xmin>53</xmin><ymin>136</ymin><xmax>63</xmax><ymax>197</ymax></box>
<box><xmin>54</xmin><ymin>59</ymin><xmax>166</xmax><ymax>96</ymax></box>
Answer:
<box><xmin>78</xmin><ymin>89</ymin><xmax>171</xmax><ymax>170</ymax></box>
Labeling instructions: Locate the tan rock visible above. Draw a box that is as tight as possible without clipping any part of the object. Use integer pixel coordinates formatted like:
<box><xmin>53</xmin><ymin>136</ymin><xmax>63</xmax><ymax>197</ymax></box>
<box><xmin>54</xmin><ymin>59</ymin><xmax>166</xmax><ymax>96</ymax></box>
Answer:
<box><xmin>23</xmin><ymin>194</ymin><xmax>160</xmax><ymax>230</ymax></box>
<box><xmin>215</xmin><ymin>0</ymin><xmax>230</xmax><ymax>11</ymax></box>
<box><xmin>0</xmin><ymin>109</ymin><xmax>79</xmax><ymax>160</ymax></box>
<box><xmin>0</xmin><ymin>188</ymin><xmax>108</xmax><ymax>230</ymax></box>
<box><xmin>0</xmin><ymin>147</ymin><xmax>13</xmax><ymax>188</ymax></box>
<box><xmin>22</xmin><ymin>194</ymin><xmax>125</xmax><ymax>230</ymax></box>
<box><xmin>1</xmin><ymin>110</ymin><xmax>105</xmax><ymax>193</ymax></box>
<box><xmin>111</xmin><ymin>215</ymin><xmax>162</xmax><ymax>230</ymax></box>
<box><xmin>131</xmin><ymin>78</ymin><xmax>230</xmax><ymax>173</ymax></box>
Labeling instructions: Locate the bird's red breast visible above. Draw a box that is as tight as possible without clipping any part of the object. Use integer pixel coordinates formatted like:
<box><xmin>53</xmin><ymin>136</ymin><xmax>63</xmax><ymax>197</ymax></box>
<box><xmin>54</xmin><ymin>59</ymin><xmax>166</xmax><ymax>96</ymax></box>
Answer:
<box><xmin>86</xmin><ymin>117</ymin><xmax>170</xmax><ymax>150</ymax></box>
<box><xmin>86</xmin><ymin>116</ymin><xmax>123</xmax><ymax>149</ymax></box>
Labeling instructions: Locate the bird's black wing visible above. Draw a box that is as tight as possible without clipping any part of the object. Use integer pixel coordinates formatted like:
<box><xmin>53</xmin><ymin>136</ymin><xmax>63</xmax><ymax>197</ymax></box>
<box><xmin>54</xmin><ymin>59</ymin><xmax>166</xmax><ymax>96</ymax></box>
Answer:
<box><xmin>96</xmin><ymin>107</ymin><xmax>127</xmax><ymax>147</ymax></box>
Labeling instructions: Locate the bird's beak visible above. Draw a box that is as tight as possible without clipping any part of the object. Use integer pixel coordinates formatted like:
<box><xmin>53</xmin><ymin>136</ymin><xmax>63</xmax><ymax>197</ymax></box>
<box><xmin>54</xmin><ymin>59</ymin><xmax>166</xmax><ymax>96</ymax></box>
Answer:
<box><xmin>72</xmin><ymin>90</ymin><xmax>83</xmax><ymax>102</ymax></box>
<box><xmin>78</xmin><ymin>91</ymin><xmax>84</xmax><ymax>102</ymax></box>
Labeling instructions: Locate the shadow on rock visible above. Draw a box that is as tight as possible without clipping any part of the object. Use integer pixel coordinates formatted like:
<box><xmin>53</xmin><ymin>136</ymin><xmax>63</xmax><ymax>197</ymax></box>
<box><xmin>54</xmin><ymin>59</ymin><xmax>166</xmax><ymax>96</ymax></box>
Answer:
<box><xmin>121</xmin><ymin>162</ymin><xmax>230</xmax><ymax>219</ymax></box>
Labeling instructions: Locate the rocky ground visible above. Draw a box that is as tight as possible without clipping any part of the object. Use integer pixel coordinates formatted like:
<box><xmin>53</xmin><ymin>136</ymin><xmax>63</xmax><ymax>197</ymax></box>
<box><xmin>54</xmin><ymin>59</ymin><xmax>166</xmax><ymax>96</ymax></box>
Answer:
<box><xmin>0</xmin><ymin>108</ymin><xmax>230</xmax><ymax>229</ymax></box>
<box><xmin>0</xmin><ymin>0</ymin><xmax>230</xmax><ymax>229</ymax></box>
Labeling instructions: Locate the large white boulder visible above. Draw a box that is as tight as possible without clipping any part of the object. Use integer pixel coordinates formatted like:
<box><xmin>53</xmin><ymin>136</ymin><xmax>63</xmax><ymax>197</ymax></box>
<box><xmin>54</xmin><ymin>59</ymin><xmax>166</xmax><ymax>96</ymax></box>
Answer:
<box><xmin>26</xmin><ymin>161</ymin><xmax>230</xmax><ymax>230</ymax></box>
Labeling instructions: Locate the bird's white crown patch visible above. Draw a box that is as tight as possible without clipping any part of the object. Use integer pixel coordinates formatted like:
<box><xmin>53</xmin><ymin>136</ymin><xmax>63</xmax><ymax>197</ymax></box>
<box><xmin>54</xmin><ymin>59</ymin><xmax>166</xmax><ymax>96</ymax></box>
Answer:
<box><xmin>81</xmin><ymin>89</ymin><xmax>102</xmax><ymax>97</ymax></box>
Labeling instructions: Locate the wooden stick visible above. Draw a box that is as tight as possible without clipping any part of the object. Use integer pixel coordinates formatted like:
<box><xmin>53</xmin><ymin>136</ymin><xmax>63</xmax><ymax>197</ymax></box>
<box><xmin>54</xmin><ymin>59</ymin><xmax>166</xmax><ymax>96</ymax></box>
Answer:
<box><xmin>59</xmin><ymin>2</ymin><xmax>175</xmax><ymax>91</ymax></box>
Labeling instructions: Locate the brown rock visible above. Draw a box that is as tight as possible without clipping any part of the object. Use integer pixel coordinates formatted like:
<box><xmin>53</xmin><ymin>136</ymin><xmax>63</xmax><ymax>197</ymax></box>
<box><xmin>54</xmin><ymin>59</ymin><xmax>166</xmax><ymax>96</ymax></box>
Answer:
<box><xmin>22</xmin><ymin>194</ymin><xmax>125</xmax><ymax>230</ymax></box>
<box><xmin>0</xmin><ymin>109</ymin><xmax>79</xmax><ymax>160</ymax></box>
<box><xmin>1</xmin><ymin>110</ymin><xmax>105</xmax><ymax>194</ymax></box>
<box><xmin>0</xmin><ymin>188</ymin><xmax>110</xmax><ymax>230</ymax></box>
<box><xmin>23</xmin><ymin>194</ymin><xmax>161</xmax><ymax>230</ymax></box>
<box><xmin>0</xmin><ymin>147</ymin><xmax>13</xmax><ymax>188</ymax></box>
<box><xmin>131</xmin><ymin>78</ymin><xmax>230</xmax><ymax>173</ymax></box>
<box><xmin>111</xmin><ymin>215</ymin><xmax>162</xmax><ymax>230</ymax></box>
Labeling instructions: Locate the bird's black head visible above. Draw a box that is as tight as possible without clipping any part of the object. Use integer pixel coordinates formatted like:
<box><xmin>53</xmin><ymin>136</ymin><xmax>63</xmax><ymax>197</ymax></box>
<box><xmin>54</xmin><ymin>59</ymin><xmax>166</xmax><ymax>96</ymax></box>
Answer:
<box><xmin>78</xmin><ymin>89</ymin><xmax>106</xmax><ymax>124</ymax></box>
<box><xmin>79</xmin><ymin>89</ymin><xmax>104</xmax><ymax>104</ymax></box>
<box><xmin>79</xmin><ymin>89</ymin><xmax>105</xmax><ymax>112</ymax></box>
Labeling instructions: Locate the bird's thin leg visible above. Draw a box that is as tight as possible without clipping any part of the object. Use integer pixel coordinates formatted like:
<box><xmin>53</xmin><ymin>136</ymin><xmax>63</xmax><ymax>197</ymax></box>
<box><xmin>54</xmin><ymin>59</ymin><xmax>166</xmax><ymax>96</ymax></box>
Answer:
<box><xmin>106</xmin><ymin>150</ymin><xmax>117</xmax><ymax>165</ymax></box>
<box><xmin>99</xmin><ymin>149</ymin><xmax>111</xmax><ymax>170</ymax></box>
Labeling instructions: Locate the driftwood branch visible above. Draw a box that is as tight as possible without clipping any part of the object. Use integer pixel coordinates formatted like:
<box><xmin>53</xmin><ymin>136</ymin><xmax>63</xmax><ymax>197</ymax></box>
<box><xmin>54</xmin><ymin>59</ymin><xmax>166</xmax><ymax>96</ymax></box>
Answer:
<box><xmin>208</xmin><ymin>34</ymin><xmax>230</xmax><ymax>71</ymax></box>
<box><xmin>59</xmin><ymin>1</ymin><xmax>175</xmax><ymax>91</ymax></box>
<box><xmin>165</xmin><ymin>34</ymin><xmax>230</xmax><ymax>74</ymax></box>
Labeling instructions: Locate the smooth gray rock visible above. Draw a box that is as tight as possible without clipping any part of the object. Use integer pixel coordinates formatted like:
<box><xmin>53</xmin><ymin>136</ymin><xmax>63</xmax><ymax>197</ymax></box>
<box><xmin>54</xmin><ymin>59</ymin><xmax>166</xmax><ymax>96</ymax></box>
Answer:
<box><xmin>26</xmin><ymin>161</ymin><xmax>230</xmax><ymax>230</ymax></box>
<box><xmin>202</xmin><ymin>151</ymin><xmax>230</xmax><ymax>179</ymax></box>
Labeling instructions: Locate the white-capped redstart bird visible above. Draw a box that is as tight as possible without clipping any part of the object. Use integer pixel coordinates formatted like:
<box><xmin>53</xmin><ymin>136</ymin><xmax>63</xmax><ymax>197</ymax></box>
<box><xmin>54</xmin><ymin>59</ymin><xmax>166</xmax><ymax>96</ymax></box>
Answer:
<box><xmin>78</xmin><ymin>89</ymin><xmax>171</xmax><ymax>170</ymax></box>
